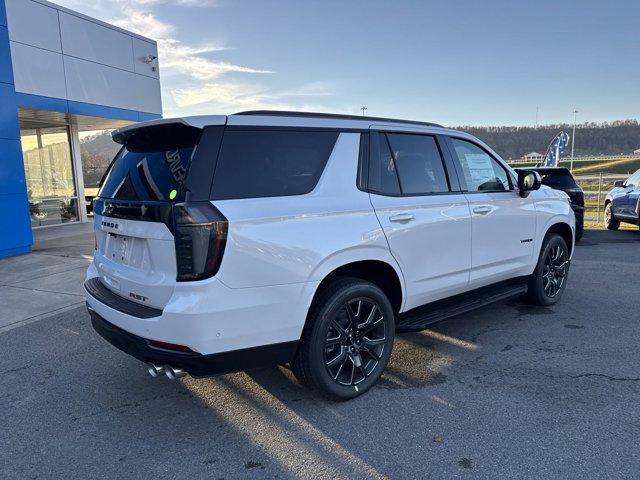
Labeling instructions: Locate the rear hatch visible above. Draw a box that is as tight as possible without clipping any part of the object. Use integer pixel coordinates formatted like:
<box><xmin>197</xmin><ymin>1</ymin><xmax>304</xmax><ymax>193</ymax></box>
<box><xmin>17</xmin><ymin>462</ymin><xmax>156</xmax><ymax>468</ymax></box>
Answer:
<box><xmin>92</xmin><ymin>120</ymin><xmax>226</xmax><ymax>310</ymax></box>
<box><xmin>539</xmin><ymin>170</ymin><xmax>584</xmax><ymax>208</ymax></box>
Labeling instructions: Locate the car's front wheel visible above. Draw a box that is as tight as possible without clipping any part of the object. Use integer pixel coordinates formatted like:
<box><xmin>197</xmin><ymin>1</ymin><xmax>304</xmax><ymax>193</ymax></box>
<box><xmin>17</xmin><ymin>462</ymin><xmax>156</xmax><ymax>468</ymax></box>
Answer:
<box><xmin>291</xmin><ymin>277</ymin><xmax>395</xmax><ymax>401</ymax></box>
<box><xmin>604</xmin><ymin>202</ymin><xmax>620</xmax><ymax>230</ymax></box>
<box><xmin>526</xmin><ymin>233</ymin><xmax>570</xmax><ymax>306</ymax></box>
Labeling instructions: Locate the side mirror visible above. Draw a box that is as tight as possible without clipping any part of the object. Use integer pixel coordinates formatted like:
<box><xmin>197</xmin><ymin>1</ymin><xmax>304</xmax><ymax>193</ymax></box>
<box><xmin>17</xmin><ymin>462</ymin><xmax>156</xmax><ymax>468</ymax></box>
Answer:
<box><xmin>517</xmin><ymin>170</ymin><xmax>542</xmax><ymax>197</ymax></box>
<box><xmin>614</xmin><ymin>180</ymin><xmax>624</xmax><ymax>188</ymax></box>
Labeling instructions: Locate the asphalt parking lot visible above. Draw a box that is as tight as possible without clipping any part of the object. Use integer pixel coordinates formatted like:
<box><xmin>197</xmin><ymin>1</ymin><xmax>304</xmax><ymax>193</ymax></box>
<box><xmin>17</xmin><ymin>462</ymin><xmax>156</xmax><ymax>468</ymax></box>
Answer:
<box><xmin>1</xmin><ymin>229</ymin><xmax>639</xmax><ymax>479</ymax></box>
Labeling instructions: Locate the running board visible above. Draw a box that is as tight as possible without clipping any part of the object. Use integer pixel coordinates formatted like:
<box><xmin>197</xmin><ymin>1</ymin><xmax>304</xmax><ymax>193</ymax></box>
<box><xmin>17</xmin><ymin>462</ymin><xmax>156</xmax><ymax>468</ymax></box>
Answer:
<box><xmin>396</xmin><ymin>281</ymin><xmax>528</xmax><ymax>332</ymax></box>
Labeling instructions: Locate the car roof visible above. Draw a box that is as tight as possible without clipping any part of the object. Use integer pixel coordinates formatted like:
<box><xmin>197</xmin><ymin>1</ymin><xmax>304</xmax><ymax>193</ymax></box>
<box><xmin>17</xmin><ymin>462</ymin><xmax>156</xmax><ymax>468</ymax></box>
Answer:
<box><xmin>113</xmin><ymin>111</ymin><xmax>449</xmax><ymax>135</ymax></box>
<box><xmin>235</xmin><ymin>110</ymin><xmax>443</xmax><ymax>128</ymax></box>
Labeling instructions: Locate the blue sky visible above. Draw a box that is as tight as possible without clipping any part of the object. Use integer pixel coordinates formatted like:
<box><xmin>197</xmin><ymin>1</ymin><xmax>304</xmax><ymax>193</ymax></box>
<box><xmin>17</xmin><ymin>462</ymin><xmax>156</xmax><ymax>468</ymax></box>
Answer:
<box><xmin>56</xmin><ymin>0</ymin><xmax>639</xmax><ymax>126</ymax></box>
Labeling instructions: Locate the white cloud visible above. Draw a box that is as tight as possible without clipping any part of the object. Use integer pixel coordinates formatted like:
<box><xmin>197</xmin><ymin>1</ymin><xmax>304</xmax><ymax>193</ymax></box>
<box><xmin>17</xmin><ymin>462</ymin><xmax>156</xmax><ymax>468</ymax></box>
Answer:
<box><xmin>159</xmin><ymin>41</ymin><xmax>273</xmax><ymax>80</ymax></box>
<box><xmin>110</xmin><ymin>10</ymin><xmax>175</xmax><ymax>39</ymax></box>
<box><xmin>170</xmin><ymin>80</ymin><xmax>334</xmax><ymax>115</ymax></box>
<box><xmin>110</xmin><ymin>12</ymin><xmax>272</xmax><ymax>81</ymax></box>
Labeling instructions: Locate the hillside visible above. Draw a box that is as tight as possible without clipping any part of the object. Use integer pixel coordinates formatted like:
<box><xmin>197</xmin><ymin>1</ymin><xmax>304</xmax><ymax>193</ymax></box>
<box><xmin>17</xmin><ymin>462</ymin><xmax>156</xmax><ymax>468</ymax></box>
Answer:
<box><xmin>80</xmin><ymin>131</ymin><xmax>121</xmax><ymax>187</ymax></box>
<box><xmin>458</xmin><ymin>120</ymin><xmax>640</xmax><ymax>160</ymax></box>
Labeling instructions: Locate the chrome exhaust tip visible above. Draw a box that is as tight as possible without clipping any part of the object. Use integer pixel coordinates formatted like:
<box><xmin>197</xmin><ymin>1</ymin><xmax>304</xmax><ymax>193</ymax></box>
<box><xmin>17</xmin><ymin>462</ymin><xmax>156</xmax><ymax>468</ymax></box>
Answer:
<box><xmin>165</xmin><ymin>366</ymin><xmax>187</xmax><ymax>380</ymax></box>
<box><xmin>146</xmin><ymin>363</ymin><xmax>165</xmax><ymax>377</ymax></box>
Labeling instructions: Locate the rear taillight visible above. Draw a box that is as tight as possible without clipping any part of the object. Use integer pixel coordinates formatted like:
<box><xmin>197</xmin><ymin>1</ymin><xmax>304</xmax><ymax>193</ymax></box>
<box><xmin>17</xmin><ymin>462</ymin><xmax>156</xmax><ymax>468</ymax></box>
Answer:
<box><xmin>173</xmin><ymin>202</ymin><xmax>228</xmax><ymax>282</ymax></box>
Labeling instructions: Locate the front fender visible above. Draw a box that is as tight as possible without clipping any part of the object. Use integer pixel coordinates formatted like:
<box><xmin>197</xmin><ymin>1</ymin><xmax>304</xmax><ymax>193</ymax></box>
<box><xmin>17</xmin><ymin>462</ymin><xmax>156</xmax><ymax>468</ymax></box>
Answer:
<box><xmin>533</xmin><ymin>189</ymin><xmax>575</xmax><ymax>262</ymax></box>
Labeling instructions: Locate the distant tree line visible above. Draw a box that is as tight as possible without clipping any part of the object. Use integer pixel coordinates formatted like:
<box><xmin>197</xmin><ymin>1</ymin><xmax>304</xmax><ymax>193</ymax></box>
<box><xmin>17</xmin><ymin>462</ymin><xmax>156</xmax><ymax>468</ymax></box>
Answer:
<box><xmin>456</xmin><ymin>120</ymin><xmax>640</xmax><ymax>159</ymax></box>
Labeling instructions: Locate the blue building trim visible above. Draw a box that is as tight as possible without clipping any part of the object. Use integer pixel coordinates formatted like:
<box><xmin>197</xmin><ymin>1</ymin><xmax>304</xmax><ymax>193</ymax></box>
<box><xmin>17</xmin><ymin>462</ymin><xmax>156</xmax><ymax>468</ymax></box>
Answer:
<box><xmin>15</xmin><ymin>92</ymin><xmax>161</xmax><ymax>123</ymax></box>
<box><xmin>68</xmin><ymin>100</ymin><xmax>152</xmax><ymax>122</ymax></box>
<box><xmin>14</xmin><ymin>92</ymin><xmax>69</xmax><ymax>115</ymax></box>
<box><xmin>0</xmin><ymin>0</ymin><xmax>6</xmax><ymax>28</ymax></box>
<box><xmin>0</xmin><ymin>22</ymin><xmax>12</xmax><ymax>85</ymax></box>
<box><xmin>0</xmin><ymin>0</ymin><xmax>32</xmax><ymax>259</ymax></box>
<box><xmin>0</xmin><ymin>245</ymin><xmax>31</xmax><ymax>257</ymax></box>
<box><xmin>0</xmin><ymin>82</ymin><xmax>20</xmax><ymax>140</ymax></box>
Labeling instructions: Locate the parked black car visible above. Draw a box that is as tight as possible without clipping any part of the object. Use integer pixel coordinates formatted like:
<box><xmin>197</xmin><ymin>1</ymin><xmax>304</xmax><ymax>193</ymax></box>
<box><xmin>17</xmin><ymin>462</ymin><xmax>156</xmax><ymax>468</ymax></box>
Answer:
<box><xmin>526</xmin><ymin>167</ymin><xmax>584</xmax><ymax>241</ymax></box>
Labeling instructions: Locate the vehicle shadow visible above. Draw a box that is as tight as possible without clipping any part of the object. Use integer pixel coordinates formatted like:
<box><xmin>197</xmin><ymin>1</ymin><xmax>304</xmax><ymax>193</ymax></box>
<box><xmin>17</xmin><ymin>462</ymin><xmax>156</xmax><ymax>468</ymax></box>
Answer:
<box><xmin>1</xmin><ymin>282</ymin><xmax>590</xmax><ymax>478</ymax></box>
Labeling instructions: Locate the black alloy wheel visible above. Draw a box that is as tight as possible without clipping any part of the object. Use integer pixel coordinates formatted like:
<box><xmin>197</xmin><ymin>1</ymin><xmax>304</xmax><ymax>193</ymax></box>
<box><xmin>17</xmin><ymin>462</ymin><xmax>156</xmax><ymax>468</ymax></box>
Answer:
<box><xmin>542</xmin><ymin>244</ymin><xmax>569</xmax><ymax>298</ymax></box>
<box><xmin>324</xmin><ymin>298</ymin><xmax>387</xmax><ymax>386</ymax></box>
<box><xmin>526</xmin><ymin>233</ymin><xmax>570</xmax><ymax>306</ymax></box>
<box><xmin>290</xmin><ymin>277</ymin><xmax>395</xmax><ymax>400</ymax></box>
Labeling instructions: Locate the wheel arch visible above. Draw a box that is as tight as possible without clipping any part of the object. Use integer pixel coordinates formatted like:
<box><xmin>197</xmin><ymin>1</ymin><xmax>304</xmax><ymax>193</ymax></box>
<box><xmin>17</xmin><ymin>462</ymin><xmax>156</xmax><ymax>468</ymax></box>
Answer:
<box><xmin>307</xmin><ymin>258</ymin><xmax>405</xmax><ymax>320</ymax></box>
<box><xmin>545</xmin><ymin>221</ymin><xmax>574</xmax><ymax>256</ymax></box>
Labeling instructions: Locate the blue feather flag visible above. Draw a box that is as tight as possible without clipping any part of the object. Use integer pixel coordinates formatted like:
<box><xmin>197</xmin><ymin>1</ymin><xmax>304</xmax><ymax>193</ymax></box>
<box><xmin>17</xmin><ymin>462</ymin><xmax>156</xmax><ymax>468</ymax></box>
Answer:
<box><xmin>542</xmin><ymin>131</ymin><xmax>570</xmax><ymax>167</ymax></box>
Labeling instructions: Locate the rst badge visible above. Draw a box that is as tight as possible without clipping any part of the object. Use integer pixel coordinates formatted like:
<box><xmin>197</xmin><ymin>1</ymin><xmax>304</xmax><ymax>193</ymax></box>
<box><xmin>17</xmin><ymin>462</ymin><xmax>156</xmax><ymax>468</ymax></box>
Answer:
<box><xmin>129</xmin><ymin>292</ymin><xmax>149</xmax><ymax>302</ymax></box>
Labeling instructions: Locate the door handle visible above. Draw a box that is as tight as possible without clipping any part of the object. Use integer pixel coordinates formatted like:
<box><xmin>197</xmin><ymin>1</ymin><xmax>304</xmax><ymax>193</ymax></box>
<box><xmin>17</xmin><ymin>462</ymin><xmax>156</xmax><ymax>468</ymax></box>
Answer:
<box><xmin>389</xmin><ymin>213</ymin><xmax>415</xmax><ymax>223</ymax></box>
<box><xmin>473</xmin><ymin>206</ymin><xmax>492</xmax><ymax>215</ymax></box>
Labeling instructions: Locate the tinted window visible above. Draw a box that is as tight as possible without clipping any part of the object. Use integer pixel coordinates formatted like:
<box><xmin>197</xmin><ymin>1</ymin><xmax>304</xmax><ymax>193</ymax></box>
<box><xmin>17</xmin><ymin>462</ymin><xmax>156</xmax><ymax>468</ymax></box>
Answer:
<box><xmin>211</xmin><ymin>130</ymin><xmax>338</xmax><ymax>200</ymax></box>
<box><xmin>99</xmin><ymin>147</ymin><xmax>196</xmax><ymax>202</ymax></box>
<box><xmin>99</xmin><ymin>124</ymin><xmax>201</xmax><ymax>202</ymax></box>
<box><xmin>451</xmin><ymin>138</ymin><xmax>510</xmax><ymax>192</ymax></box>
<box><xmin>368</xmin><ymin>133</ymin><xmax>401</xmax><ymax>195</ymax></box>
<box><xmin>540</xmin><ymin>173</ymin><xmax>578</xmax><ymax>189</ymax></box>
<box><xmin>387</xmin><ymin>134</ymin><xmax>449</xmax><ymax>194</ymax></box>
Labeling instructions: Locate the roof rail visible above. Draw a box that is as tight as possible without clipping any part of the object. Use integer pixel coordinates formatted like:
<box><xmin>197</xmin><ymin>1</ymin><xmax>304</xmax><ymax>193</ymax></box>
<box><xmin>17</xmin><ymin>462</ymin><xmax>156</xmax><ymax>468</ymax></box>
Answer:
<box><xmin>234</xmin><ymin>110</ymin><xmax>443</xmax><ymax>128</ymax></box>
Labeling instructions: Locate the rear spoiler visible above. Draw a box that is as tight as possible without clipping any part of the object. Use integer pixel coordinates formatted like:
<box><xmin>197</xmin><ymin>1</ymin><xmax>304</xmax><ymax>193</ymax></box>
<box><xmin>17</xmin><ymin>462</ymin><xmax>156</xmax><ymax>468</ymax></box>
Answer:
<box><xmin>112</xmin><ymin>116</ymin><xmax>227</xmax><ymax>145</ymax></box>
<box><xmin>519</xmin><ymin>167</ymin><xmax>572</xmax><ymax>176</ymax></box>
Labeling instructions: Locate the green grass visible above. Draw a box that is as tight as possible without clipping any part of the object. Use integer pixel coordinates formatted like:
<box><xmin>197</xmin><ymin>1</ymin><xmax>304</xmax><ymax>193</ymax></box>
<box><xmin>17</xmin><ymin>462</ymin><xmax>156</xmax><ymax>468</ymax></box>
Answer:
<box><xmin>584</xmin><ymin>220</ymin><xmax>637</xmax><ymax>231</ymax></box>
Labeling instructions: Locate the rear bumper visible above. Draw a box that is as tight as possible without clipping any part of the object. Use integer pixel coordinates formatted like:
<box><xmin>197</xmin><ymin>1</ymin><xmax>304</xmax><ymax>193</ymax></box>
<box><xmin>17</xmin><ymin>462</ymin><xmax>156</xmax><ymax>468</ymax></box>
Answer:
<box><xmin>88</xmin><ymin>305</ymin><xmax>298</xmax><ymax>377</ymax></box>
<box><xmin>85</xmin><ymin>259</ymin><xmax>316</xmax><ymax>356</ymax></box>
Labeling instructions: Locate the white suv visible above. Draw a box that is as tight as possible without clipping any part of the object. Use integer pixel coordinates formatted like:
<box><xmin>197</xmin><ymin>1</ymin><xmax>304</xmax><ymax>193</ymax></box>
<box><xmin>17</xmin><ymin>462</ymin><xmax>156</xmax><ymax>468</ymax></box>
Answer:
<box><xmin>85</xmin><ymin>111</ymin><xmax>574</xmax><ymax>400</ymax></box>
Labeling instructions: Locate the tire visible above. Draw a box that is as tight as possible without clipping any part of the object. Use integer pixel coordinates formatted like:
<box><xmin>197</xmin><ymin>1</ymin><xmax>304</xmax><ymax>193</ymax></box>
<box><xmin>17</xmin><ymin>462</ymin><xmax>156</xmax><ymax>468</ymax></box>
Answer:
<box><xmin>574</xmin><ymin>212</ymin><xmax>584</xmax><ymax>242</ymax></box>
<box><xmin>526</xmin><ymin>233</ymin><xmax>570</xmax><ymax>306</ymax></box>
<box><xmin>291</xmin><ymin>277</ymin><xmax>395</xmax><ymax>401</ymax></box>
<box><xmin>604</xmin><ymin>202</ymin><xmax>619</xmax><ymax>230</ymax></box>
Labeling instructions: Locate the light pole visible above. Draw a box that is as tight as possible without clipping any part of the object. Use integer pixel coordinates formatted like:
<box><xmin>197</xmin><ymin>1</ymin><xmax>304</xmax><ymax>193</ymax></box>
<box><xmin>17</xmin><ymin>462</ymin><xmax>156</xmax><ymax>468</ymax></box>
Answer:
<box><xmin>570</xmin><ymin>109</ymin><xmax>578</xmax><ymax>171</ymax></box>
<box><xmin>360</xmin><ymin>106</ymin><xmax>368</xmax><ymax>116</ymax></box>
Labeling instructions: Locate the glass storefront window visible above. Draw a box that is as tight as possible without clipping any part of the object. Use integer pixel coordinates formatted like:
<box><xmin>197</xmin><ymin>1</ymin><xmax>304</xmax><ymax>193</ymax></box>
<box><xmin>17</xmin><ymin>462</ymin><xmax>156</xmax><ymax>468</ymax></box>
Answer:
<box><xmin>79</xmin><ymin>129</ymin><xmax>121</xmax><ymax>215</ymax></box>
<box><xmin>21</xmin><ymin>127</ymin><xmax>79</xmax><ymax>227</ymax></box>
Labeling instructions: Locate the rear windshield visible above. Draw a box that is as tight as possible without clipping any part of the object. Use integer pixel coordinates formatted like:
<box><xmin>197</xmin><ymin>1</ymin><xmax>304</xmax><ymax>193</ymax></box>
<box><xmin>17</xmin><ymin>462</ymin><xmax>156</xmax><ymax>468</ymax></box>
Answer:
<box><xmin>210</xmin><ymin>130</ymin><xmax>339</xmax><ymax>200</ymax></box>
<box><xmin>540</xmin><ymin>173</ymin><xmax>578</xmax><ymax>189</ymax></box>
<box><xmin>99</xmin><ymin>124</ymin><xmax>201</xmax><ymax>202</ymax></box>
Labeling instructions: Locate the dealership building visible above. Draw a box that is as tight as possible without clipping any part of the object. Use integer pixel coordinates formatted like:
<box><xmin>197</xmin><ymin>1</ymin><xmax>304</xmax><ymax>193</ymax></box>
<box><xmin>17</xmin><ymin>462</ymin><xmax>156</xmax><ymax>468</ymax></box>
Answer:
<box><xmin>0</xmin><ymin>0</ymin><xmax>162</xmax><ymax>258</ymax></box>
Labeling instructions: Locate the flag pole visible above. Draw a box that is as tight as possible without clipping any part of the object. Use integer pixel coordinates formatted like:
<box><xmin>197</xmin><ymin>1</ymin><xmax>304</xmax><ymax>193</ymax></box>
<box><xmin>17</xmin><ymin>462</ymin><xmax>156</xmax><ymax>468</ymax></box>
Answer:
<box><xmin>570</xmin><ymin>109</ymin><xmax>578</xmax><ymax>172</ymax></box>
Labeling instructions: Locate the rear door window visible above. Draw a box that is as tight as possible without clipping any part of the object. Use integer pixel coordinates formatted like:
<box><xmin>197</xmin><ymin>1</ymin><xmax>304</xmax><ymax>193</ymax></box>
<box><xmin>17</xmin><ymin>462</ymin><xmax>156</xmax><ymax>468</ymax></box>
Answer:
<box><xmin>386</xmin><ymin>133</ymin><xmax>450</xmax><ymax>195</ymax></box>
<box><xmin>210</xmin><ymin>130</ymin><xmax>338</xmax><ymax>200</ymax></box>
<box><xmin>368</xmin><ymin>133</ymin><xmax>401</xmax><ymax>195</ymax></box>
